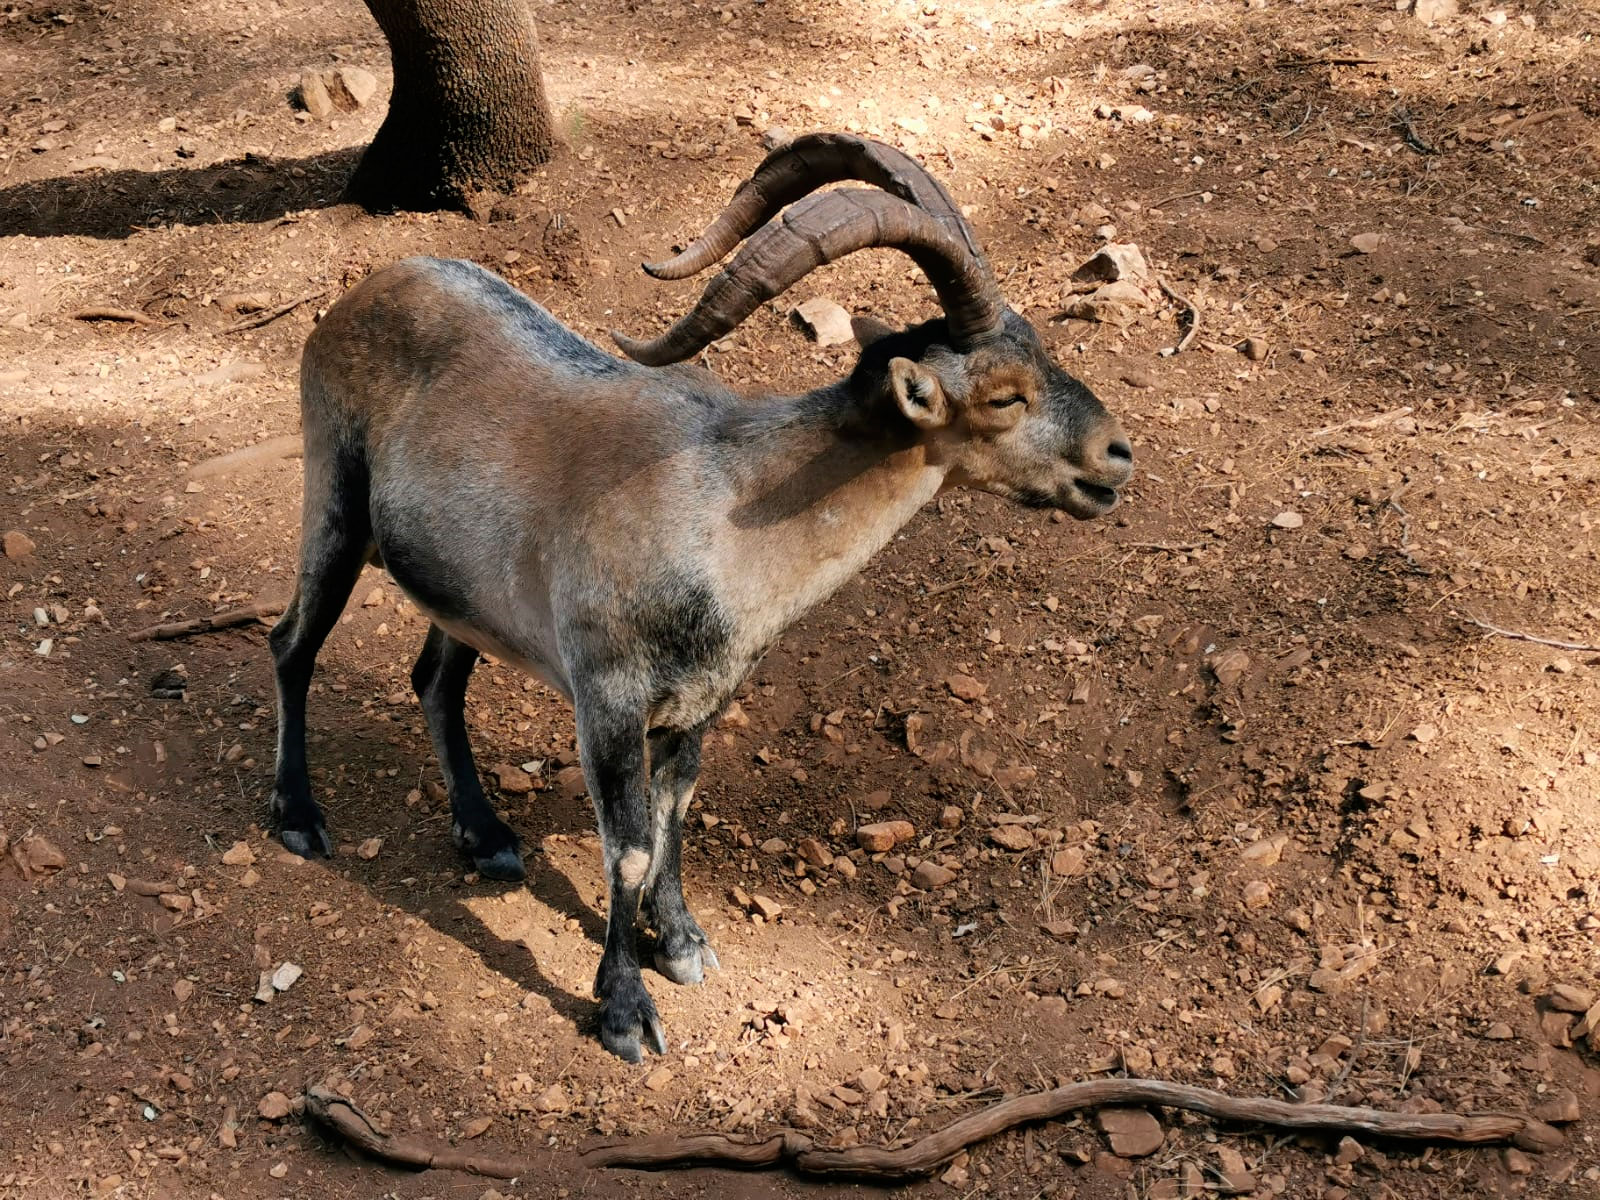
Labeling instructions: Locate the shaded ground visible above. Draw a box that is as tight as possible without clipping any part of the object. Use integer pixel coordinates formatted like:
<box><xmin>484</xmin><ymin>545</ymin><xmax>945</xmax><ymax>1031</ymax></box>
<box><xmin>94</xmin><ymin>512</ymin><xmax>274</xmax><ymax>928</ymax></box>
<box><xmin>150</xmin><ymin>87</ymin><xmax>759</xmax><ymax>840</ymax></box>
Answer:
<box><xmin>3</xmin><ymin>1</ymin><xmax>1599</xmax><ymax>1198</ymax></box>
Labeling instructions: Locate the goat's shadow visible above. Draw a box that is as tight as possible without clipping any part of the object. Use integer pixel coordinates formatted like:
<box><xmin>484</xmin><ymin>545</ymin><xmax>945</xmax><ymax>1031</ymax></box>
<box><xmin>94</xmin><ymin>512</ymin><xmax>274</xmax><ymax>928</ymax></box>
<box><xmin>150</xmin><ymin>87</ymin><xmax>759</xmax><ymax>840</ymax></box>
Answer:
<box><xmin>0</xmin><ymin>147</ymin><xmax>361</xmax><ymax>240</ymax></box>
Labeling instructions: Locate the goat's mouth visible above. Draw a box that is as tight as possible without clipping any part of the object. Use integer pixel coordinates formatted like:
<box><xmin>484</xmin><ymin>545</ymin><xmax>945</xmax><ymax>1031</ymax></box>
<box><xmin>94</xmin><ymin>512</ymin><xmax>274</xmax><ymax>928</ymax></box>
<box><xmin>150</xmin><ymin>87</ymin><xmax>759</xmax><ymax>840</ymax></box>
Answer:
<box><xmin>1058</xmin><ymin>478</ymin><xmax>1121</xmax><ymax>519</ymax></box>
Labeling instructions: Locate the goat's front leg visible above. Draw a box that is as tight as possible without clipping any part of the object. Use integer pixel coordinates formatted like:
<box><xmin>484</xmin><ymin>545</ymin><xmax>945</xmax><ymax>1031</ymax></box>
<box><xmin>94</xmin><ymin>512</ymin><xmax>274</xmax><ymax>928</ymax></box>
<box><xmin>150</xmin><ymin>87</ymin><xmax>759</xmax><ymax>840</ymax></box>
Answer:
<box><xmin>643</xmin><ymin>727</ymin><xmax>719</xmax><ymax>985</ymax></box>
<box><xmin>576</xmin><ymin>690</ymin><xmax>666</xmax><ymax>1061</ymax></box>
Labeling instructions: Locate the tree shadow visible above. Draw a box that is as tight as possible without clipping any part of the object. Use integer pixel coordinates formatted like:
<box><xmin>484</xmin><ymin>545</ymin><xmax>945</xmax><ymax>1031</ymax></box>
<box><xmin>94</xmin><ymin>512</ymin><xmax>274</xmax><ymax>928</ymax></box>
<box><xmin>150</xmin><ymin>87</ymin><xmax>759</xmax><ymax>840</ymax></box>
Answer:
<box><xmin>0</xmin><ymin>146</ymin><xmax>362</xmax><ymax>240</ymax></box>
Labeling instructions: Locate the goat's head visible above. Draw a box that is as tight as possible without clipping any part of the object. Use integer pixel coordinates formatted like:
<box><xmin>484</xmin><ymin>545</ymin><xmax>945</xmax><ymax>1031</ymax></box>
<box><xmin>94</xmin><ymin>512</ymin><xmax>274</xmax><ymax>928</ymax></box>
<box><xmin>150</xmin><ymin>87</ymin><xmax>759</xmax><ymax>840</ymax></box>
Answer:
<box><xmin>613</xmin><ymin>133</ymin><xmax>1132</xmax><ymax>519</ymax></box>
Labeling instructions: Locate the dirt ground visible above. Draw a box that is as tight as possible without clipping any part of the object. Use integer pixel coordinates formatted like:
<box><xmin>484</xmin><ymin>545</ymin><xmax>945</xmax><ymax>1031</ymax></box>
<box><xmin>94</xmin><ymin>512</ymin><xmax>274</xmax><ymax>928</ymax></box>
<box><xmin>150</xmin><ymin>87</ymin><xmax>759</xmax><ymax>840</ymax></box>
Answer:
<box><xmin>3</xmin><ymin>0</ymin><xmax>1599</xmax><ymax>1197</ymax></box>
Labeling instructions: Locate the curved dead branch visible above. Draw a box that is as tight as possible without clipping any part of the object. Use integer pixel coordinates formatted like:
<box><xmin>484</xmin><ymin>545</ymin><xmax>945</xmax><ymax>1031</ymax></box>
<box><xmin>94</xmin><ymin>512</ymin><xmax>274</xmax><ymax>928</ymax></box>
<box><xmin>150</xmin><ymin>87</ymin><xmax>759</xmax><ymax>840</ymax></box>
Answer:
<box><xmin>304</xmin><ymin>1079</ymin><xmax>1561</xmax><ymax>1185</ymax></box>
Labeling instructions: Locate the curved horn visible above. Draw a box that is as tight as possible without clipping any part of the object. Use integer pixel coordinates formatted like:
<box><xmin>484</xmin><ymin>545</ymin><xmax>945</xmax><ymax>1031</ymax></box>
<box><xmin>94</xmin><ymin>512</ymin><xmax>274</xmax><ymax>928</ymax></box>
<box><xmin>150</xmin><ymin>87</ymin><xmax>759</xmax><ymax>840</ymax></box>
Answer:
<box><xmin>644</xmin><ymin>133</ymin><xmax>986</xmax><ymax>281</ymax></box>
<box><xmin>612</xmin><ymin>188</ymin><xmax>1004</xmax><ymax>366</ymax></box>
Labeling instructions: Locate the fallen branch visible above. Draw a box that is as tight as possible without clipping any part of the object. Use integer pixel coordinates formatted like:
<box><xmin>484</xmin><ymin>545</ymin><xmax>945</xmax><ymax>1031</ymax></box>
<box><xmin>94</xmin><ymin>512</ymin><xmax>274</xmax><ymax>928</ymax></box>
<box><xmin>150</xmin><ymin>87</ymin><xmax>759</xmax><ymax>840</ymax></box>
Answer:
<box><xmin>304</xmin><ymin>1080</ymin><xmax>1561</xmax><ymax>1185</ymax></box>
<box><xmin>127</xmin><ymin>601</ymin><xmax>285</xmax><ymax>643</ymax></box>
<box><xmin>69</xmin><ymin>306</ymin><xmax>154</xmax><ymax>325</ymax></box>
<box><xmin>1150</xmin><ymin>188</ymin><xmax>1212</xmax><ymax>211</ymax></box>
<box><xmin>1466</xmin><ymin>617</ymin><xmax>1599</xmax><ymax>654</ymax></box>
<box><xmin>189</xmin><ymin>434</ymin><xmax>304</xmax><ymax>480</ymax></box>
<box><xmin>1392</xmin><ymin>106</ymin><xmax>1438</xmax><ymax>156</ymax></box>
<box><xmin>1276</xmin><ymin>56</ymin><xmax>1380</xmax><ymax>70</ymax></box>
<box><xmin>1156</xmin><ymin>278</ymin><xmax>1200</xmax><ymax>354</ymax></box>
<box><xmin>219</xmin><ymin>291</ymin><xmax>324</xmax><ymax>334</ymax></box>
<box><xmin>1311</xmin><ymin>405</ymin><xmax>1413</xmax><ymax>438</ymax></box>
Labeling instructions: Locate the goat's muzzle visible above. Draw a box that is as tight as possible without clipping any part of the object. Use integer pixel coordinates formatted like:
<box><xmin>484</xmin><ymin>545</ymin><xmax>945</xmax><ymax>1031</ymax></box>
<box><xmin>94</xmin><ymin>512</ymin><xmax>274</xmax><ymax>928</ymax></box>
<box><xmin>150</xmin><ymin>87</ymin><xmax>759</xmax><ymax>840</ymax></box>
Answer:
<box><xmin>1061</xmin><ymin>420</ymin><xmax>1134</xmax><ymax>520</ymax></box>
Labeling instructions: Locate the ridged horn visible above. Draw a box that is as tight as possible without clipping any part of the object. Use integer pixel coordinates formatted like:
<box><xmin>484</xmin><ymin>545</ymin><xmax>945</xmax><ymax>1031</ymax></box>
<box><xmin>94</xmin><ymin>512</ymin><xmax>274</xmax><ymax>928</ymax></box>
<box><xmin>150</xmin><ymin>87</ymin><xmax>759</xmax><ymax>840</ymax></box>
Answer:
<box><xmin>612</xmin><ymin>188</ymin><xmax>1004</xmax><ymax>366</ymax></box>
<box><xmin>644</xmin><ymin>132</ymin><xmax>986</xmax><ymax>281</ymax></box>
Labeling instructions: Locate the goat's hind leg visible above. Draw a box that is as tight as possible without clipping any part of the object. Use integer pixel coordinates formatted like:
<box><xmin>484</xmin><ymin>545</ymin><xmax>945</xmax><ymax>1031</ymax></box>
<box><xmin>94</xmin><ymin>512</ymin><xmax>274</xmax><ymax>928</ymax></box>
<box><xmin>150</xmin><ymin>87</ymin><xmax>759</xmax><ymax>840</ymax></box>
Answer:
<box><xmin>643</xmin><ymin>727</ymin><xmax>718</xmax><ymax>985</ymax></box>
<box><xmin>411</xmin><ymin>624</ymin><xmax>524</xmax><ymax>881</ymax></box>
<box><xmin>268</xmin><ymin>455</ymin><xmax>372</xmax><ymax>858</ymax></box>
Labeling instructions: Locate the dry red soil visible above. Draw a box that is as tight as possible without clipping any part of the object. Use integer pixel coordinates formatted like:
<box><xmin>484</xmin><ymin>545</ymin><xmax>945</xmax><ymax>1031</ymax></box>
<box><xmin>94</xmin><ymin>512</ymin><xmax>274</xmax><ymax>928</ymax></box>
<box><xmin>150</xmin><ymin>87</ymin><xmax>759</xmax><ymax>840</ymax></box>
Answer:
<box><xmin>3</xmin><ymin>1</ymin><xmax>1599</xmax><ymax>1198</ymax></box>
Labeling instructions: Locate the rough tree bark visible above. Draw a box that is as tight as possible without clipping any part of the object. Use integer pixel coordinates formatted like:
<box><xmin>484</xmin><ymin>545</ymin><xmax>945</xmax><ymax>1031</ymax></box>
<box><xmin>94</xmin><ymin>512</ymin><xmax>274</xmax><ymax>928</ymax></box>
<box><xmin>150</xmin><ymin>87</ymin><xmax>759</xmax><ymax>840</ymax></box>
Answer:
<box><xmin>347</xmin><ymin>0</ymin><xmax>557</xmax><ymax>212</ymax></box>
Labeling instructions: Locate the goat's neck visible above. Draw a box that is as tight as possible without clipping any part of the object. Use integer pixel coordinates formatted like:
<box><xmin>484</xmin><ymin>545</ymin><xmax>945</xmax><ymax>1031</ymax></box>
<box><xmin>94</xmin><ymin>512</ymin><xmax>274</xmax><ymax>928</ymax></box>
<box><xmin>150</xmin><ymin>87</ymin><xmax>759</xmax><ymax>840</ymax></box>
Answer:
<box><xmin>712</xmin><ymin>385</ymin><xmax>947</xmax><ymax>643</ymax></box>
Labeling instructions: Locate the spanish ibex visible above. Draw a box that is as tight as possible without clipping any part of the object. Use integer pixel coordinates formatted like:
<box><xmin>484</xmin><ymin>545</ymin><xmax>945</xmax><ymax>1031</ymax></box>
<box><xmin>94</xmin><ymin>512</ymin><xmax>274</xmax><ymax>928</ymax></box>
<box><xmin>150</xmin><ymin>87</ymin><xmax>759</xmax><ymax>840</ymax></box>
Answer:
<box><xmin>269</xmin><ymin>134</ymin><xmax>1132</xmax><ymax>1060</ymax></box>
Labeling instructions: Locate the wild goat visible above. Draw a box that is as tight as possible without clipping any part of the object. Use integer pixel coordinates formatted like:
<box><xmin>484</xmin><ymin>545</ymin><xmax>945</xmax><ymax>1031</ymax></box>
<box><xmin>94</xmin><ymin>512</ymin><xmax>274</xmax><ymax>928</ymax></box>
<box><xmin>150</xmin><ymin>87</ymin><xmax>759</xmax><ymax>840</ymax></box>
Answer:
<box><xmin>269</xmin><ymin>134</ymin><xmax>1133</xmax><ymax>1061</ymax></box>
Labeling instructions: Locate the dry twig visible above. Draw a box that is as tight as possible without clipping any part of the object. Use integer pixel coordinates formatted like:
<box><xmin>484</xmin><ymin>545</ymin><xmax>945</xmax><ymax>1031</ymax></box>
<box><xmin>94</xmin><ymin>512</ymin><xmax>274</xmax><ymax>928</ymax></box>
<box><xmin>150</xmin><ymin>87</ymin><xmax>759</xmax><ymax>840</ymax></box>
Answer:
<box><xmin>1392</xmin><ymin>106</ymin><xmax>1438</xmax><ymax>156</ymax></box>
<box><xmin>303</xmin><ymin>1081</ymin><xmax>1560</xmax><ymax>1184</ymax></box>
<box><xmin>1156</xmin><ymin>278</ymin><xmax>1200</xmax><ymax>354</ymax></box>
<box><xmin>1466</xmin><ymin>618</ymin><xmax>1599</xmax><ymax>654</ymax></box>
<box><xmin>219</xmin><ymin>291</ymin><xmax>324</xmax><ymax>334</ymax></box>
<box><xmin>127</xmin><ymin>601</ymin><xmax>285</xmax><ymax>642</ymax></box>
<box><xmin>69</xmin><ymin>306</ymin><xmax>154</xmax><ymax>325</ymax></box>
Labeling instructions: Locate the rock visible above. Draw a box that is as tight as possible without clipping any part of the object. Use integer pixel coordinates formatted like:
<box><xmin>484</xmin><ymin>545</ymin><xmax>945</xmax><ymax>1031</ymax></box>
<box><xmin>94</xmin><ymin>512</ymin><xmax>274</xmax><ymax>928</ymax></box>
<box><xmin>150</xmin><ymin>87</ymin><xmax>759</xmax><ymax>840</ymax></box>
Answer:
<box><xmin>796</xmin><ymin>837</ymin><xmax>834</xmax><ymax>867</ymax></box>
<box><xmin>1334</xmin><ymin>1136</ymin><xmax>1364</xmax><ymax>1165</ymax></box>
<box><xmin>911</xmin><ymin>861</ymin><xmax>956</xmax><ymax>889</ymax></box>
<box><xmin>173</xmin><ymin>979</ymin><xmax>195</xmax><ymax>1002</ymax></box>
<box><xmin>357</xmin><ymin>836</ymin><xmax>382</xmax><ymax>860</ymax></box>
<box><xmin>1349</xmin><ymin>232</ymin><xmax>1384</xmax><ymax>254</ymax></box>
<box><xmin>643</xmin><ymin>1067</ymin><xmax>674</xmax><ymax>1091</ymax></box>
<box><xmin>990</xmin><ymin>824</ymin><xmax>1034</xmax><ymax>852</ymax></box>
<box><xmin>720</xmin><ymin>700</ymin><xmax>750</xmax><ymax>728</ymax></box>
<box><xmin>14</xmin><ymin>836</ymin><xmax>66</xmax><ymax>879</ymax></box>
<box><xmin>554</xmin><ymin>765</ymin><xmax>586</xmax><ymax>798</ymax></box>
<box><xmin>856</xmin><ymin>820</ymin><xmax>914</xmax><ymax>852</ymax></box>
<box><xmin>295</xmin><ymin>72</ymin><xmax>336</xmax><ymax>119</ymax></box>
<box><xmin>1270</xmin><ymin>511</ymin><xmax>1304</xmax><ymax>529</ymax></box>
<box><xmin>460</xmin><ymin>1115</ymin><xmax>494</xmax><ymax>1139</ymax></box>
<box><xmin>1241</xmin><ymin>336</ymin><xmax>1269</xmax><ymax>362</ymax></box>
<box><xmin>1242</xmin><ymin>880</ymin><xmax>1272</xmax><ymax>908</ymax></box>
<box><xmin>257</xmin><ymin>1092</ymin><xmax>293</xmax><ymax>1120</ymax></box>
<box><xmin>270</xmin><ymin>962</ymin><xmax>303</xmax><ymax>992</ymax></box>
<box><xmin>1411</xmin><ymin>0</ymin><xmax>1458</xmax><ymax>25</ymax></box>
<box><xmin>1502</xmin><ymin>1147</ymin><xmax>1533</xmax><ymax>1175</ymax></box>
<box><xmin>833</xmin><ymin>855</ymin><xmax>857</xmax><ymax>881</ymax></box>
<box><xmin>1211</xmin><ymin>648</ymin><xmax>1251</xmax><ymax>687</ymax></box>
<box><xmin>492</xmin><ymin>763</ymin><xmax>533</xmax><ymax>795</ymax></box>
<box><xmin>945</xmin><ymin>673</ymin><xmax>987</xmax><ymax>701</ymax></box>
<box><xmin>1484</xmin><ymin>1021</ymin><xmax>1514</xmax><ymax>1040</ymax></box>
<box><xmin>749</xmin><ymin>894</ymin><xmax>782</xmax><ymax>921</ymax></box>
<box><xmin>1215</xmin><ymin>1146</ymin><xmax>1255</xmax><ymax>1193</ymax></box>
<box><xmin>938</xmin><ymin>805</ymin><xmax>964</xmax><ymax>829</ymax></box>
<box><xmin>221</xmin><ymin>841</ymin><xmax>255</xmax><ymax>867</ymax></box>
<box><xmin>1549</xmin><ymin>984</ymin><xmax>1595</xmax><ymax>1013</ymax></box>
<box><xmin>3</xmin><ymin>530</ymin><xmax>36</xmax><ymax>560</ymax></box>
<box><xmin>1241</xmin><ymin>835</ymin><xmax>1287</xmax><ymax>866</ymax></box>
<box><xmin>1095</xmin><ymin>1107</ymin><xmax>1163</xmax><ymax>1157</ymax></box>
<box><xmin>1533</xmin><ymin>1090</ymin><xmax>1580</xmax><ymax>1124</ymax></box>
<box><xmin>327</xmin><ymin>66</ymin><xmax>377</xmax><ymax>110</ymax></box>
<box><xmin>1072</xmin><ymin>243</ymin><xmax>1153</xmax><ymax>286</ymax></box>
<box><xmin>1065</xmin><ymin>279</ymin><xmax>1152</xmax><ymax>325</ymax></box>
<box><xmin>760</xmin><ymin>126</ymin><xmax>793</xmax><ymax>151</ymax></box>
<box><xmin>533</xmin><ymin>1083</ymin><xmax>568</xmax><ymax>1113</ymax></box>
<box><xmin>759</xmin><ymin>837</ymin><xmax>790</xmax><ymax>855</ymax></box>
<box><xmin>1120</xmin><ymin>367</ymin><xmax>1156</xmax><ymax>388</ymax></box>
<box><xmin>1050</xmin><ymin>846</ymin><xmax>1085</xmax><ymax>876</ymax></box>
<box><xmin>792</xmin><ymin>297</ymin><xmax>855</xmax><ymax>346</ymax></box>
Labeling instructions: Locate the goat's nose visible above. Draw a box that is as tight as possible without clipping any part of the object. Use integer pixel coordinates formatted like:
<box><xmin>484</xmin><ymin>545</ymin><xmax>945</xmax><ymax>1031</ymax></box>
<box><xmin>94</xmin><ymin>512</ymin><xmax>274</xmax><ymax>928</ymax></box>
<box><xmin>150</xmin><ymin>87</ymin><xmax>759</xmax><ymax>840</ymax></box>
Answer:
<box><xmin>1081</xmin><ymin>419</ymin><xmax>1134</xmax><ymax>483</ymax></box>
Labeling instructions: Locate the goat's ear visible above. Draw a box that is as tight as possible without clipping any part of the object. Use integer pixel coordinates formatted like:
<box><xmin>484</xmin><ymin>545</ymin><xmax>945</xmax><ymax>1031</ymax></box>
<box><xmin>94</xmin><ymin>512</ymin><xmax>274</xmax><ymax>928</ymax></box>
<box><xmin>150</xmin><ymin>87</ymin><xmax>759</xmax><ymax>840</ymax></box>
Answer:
<box><xmin>889</xmin><ymin>357</ymin><xmax>950</xmax><ymax>429</ymax></box>
<box><xmin>851</xmin><ymin>314</ymin><xmax>897</xmax><ymax>348</ymax></box>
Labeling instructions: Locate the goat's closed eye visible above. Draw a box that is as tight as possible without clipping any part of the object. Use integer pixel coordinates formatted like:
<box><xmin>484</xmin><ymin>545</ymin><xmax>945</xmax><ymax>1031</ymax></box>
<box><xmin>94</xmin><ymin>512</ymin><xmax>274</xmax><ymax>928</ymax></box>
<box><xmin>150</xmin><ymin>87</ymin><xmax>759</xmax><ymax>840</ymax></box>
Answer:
<box><xmin>989</xmin><ymin>394</ymin><xmax>1026</xmax><ymax>409</ymax></box>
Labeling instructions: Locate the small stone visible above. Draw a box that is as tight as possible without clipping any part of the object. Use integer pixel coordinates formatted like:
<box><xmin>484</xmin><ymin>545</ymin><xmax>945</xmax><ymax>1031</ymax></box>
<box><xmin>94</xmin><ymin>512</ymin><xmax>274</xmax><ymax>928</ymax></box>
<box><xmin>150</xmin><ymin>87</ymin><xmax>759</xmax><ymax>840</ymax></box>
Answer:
<box><xmin>221</xmin><ymin>841</ymin><xmax>255</xmax><ymax>867</ymax></box>
<box><xmin>1502</xmin><ymin>1147</ymin><xmax>1533</xmax><ymax>1175</ymax></box>
<box><xmin>938</xmin><ymin>805</ymin><xmax>964</xmax><ymax>829</ymax></box>
<box><xmin>1349</xmin><ymin>232</ymin><xmax>1384</xmax><ymax>254</ymax></box>
<box><xmin>460</xmin><ymin>1115</ymin><xmax>494</xmax><ymax>1139</ymax></box>
<box><xmin>1409</xmin><ymin>722</ymin><xmax>1439</xmax><ymax>744</ymax></box>
<box><xmin>760</xmin><ymin>837</ymin><xmax>790</xmax><ymax>855</ymax></box>
<box><xmin>257</xmin><ymin>1092</ymin><xmax>293</xmax><ymax>1120</ymax></box>
<box><xmin>1484</xmin><ymin>1021</ymin><xmax>1514</xmax><ymax>1040</ymax></box>
<box><xmin>3</xmin><ymin>530</ymin><xmax>36</xmax><ymax>560</ymax></box>
<box><xmin>357</xmin><ymin>836</ymin><xmax>382</xmax><ymax>860</ymax></box>
<box><xmin>1242</xmin><ymin>880</ymin><xmax>1272</xmax><ymax>908</ymax></box>
<box><xmin>643</xmin><ymin>1067</ymin><xmax>674</xmax><ymax>1091</ymax></box>
<box><xmin>1050</xmin><ymin>846</ymin><xmax>1085</xmax><ymax>876</ymax></box>
<box><xmin>1211</xmin><ymin>648</ymin><xmax>1251</xmax><ymax>687</ymax></box>
<box><xmin>327</xmin><ymin>65</ymin><xmax>377</xmax><ymax>110</ymax></box>
<box><xmin>173</xmin><ymin>979</ymin><xmax>195</xmax><ymax>1003</ymax></box>
<box><xmin>720</xmin><ymin>700</ymin><xmax>750</xmax><ymax>728</ymax></box>
<box><xmin>1095</xmin><ymin>1107</ymin><xmax>1163</xmax><ymax>1157</ymax></box>
<box><xmin>1241</xmin><ymin>336</ymin><xmax>1269</xmax><ymax>361</ymax></box>
<box><xmin>492</xmin><ymin>763</ymin><xmax>533</xmax><ymax>794</ymax></box>
<box><xmin>1547</xmin><ymin>983</ymin><xmax>1595</xmax><ymax>1012</ymax></box>
<box><xmin>1532</xmin><ymin>1090</ymin><xmax>1580</xmax><ymax>1124</ymax></box>
<box><xmin>1412</xmin><ymin>0</ymin><xmax>1458</xmax><ymax>25</ymax></box>
<box><xmin>295</xmin><ymin>71</ymin><xmax>335</xmax><ymax>119</ymax></box>
<box><xmin>1490</xmin><ymin>950</ymin><xmax>1522</xmax><ymax>975</ymax></box>
<box><xmin>750</xmin><ymin>894</ymin><xmax>782</xmax><ymax>921</ymax></box>
<box><xmin>796</xmin><ymin>837</ymin><xmax>834</xmax><ymax>867</ymax></box>
<box><xmin>1334</xmin><ymin>1136</ymin><xmax>1363</xmax><ymax>1165</ymax></box>
<box><xmin>533</xmin><ymin>1083</ymin><xmax>568</xmax><ymax>1113</ymax></box>
<box><xmin>270</xmin><ymin>962</ymin><xmax>303</xmax><ymax>992</ymax></box>
<box><xmin>1241</xmin><ymin>835</ymin><xmax>1286</xmax><ymax>866</ymax></box>
<box><xmin>16</xmin><ymin>836</ymin><xmax>66</xmax><ymax>878</ymax></box>
<box><xmin>856</xmin><ymin>820</ymin><xmax>914</xmax><ymax>852</ymax></box>
<box><xmin>792</xmin><ymin>297</ymin><xmax>855</xmax><ymax>346</ymax></box>
<box><xmin>990</xmin><ymin>824</ymin><xmax>1034</xmax><ymax>852</ymax></box>
<box><xmin>945</xmin><ymin>673</ymin><xmax>987</xmax><ymax>701</ymax></box>
<box><xmin>1270</xmin><ymin>511</ymin><xmax>1304</xmax><ymax>530</ymax></box>
<box><xmin>759</xmin><ymin>126</ymin><xmax>793</xmax><ymax>152</ymax></box>
<box><xmin>911</xmin><ymin>861</ymin><xmax>956</xmax><ymax>889</ymax></box>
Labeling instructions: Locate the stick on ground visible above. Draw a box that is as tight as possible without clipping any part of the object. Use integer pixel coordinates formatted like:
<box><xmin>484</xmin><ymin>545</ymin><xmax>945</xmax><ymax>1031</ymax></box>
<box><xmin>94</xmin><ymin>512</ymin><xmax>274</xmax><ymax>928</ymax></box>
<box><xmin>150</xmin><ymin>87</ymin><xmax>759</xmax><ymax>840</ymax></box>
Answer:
<box><xmin>219</xmin><ymin>291</ymin><xmax>324</xmax><ymax>334</ymax></box>
<box><xmin>69</xmin><ymin>306</ymin><xmax>155</xmax><ymax>325</ymax></box>
<box><xmin>126</xmin><ymin>601</ymin><xmax>285</xmax><ymax>642</ymax></box>
<box><xmin>303</xmin><ymin>1080</ymin><xmax>1561</xmax><ymax>1184</ymax></box>
<box><xmin>1157</xmin><ymin>278</ymin><xmax>1200</xmax><ymax>354</ymax></box>
<box><xmin>1467</xmin><ymin>617</ymin><xmax>1599</xmax><ymax>653</ymax></box>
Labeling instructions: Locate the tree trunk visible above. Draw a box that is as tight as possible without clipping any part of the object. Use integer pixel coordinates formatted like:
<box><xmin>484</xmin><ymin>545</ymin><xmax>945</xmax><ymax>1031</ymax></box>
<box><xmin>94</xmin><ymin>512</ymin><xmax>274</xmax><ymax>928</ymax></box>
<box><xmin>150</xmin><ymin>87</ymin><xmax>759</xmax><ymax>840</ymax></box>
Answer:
<box><xmin>348</xmin><ymin>0</ymin><xmax>557</xmax><ymax>212</ymax></box>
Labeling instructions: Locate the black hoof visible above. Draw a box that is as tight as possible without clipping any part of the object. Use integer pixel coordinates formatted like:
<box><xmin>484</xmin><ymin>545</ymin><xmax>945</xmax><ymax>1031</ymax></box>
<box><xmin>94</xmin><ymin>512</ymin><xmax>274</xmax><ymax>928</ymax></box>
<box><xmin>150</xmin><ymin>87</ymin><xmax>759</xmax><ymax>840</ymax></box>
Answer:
<box><xmin>598</xmin><ymin>976</ymin><xmax>667</xmax><ymax>1062</ymax></box>
<box><xmin>280</xmin><ymin>823</ymin><xmax>332</xmax><ymax>859</ymax></box>
<box><xmin>474</xmin><ymin>844</ymin><xmax>526</xmax><ymax>882</ymax></box>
